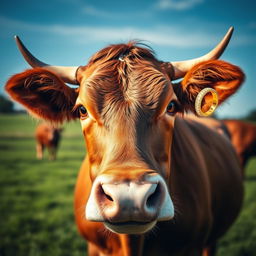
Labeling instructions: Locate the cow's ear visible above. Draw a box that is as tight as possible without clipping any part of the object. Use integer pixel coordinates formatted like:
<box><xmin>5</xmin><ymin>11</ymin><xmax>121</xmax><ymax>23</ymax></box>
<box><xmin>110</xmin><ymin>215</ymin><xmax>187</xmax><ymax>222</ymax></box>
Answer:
<box><xmin>5</xmin><ymin>68</ymin><xmax>78</xmax><ymax>122</ymax></box>
<box><xmin>174</xmin><ymin>60</ymin><xmax>245</xmax><ymax>114</ymax></box>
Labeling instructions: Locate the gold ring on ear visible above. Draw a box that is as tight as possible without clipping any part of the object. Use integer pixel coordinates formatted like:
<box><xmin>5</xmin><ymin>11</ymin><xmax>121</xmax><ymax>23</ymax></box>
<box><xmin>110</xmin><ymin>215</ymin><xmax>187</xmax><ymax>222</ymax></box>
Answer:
<box><xmin>195</xmin><ymin>88</ymin><xmax>219</xmax><ymax>117</ymax></box>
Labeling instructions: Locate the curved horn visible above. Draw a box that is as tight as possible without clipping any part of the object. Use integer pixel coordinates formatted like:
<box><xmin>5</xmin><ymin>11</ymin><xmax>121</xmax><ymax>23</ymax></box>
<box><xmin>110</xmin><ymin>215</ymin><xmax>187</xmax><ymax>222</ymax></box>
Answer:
<box><xmin>170</xmin><ymin>27</ymin><xmax>234</xmax><ymax>80</ymax></box>
<box><xmin>14</xmin><ymin>35</ymin><xmax>79</xmax><ymax>85</ymax></box>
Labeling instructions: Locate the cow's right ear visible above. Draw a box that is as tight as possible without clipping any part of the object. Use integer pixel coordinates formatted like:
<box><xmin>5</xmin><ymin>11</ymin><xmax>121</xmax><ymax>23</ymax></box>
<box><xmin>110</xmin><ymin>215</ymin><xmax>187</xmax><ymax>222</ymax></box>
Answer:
<box><xmin>173</xmin><ymin>60</ymin><xmax>245</xmax><ymax>115</ymax></box>
<box><xmin>5</xmin><ymin>68</ymin><xmax>78</xmax><ymax>122</ymax></box>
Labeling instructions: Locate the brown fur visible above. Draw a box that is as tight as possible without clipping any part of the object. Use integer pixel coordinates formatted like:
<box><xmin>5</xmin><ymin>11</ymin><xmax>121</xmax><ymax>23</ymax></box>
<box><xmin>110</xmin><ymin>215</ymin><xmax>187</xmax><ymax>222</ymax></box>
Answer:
<box><xmin>5</xmin><ymin>68</ymin><xmax>78</xmax><ymax>122</ymax></box>
<box><xmin>186</xmin><ymin>116</ymin><xmax>256</xmax><ymax>172</ymax></box>
<box><xmin>75</xmin><ymin>43</ymin><xmax>171</xmax><ymax>125</ymax></box>
<box><xmin>5</xmin><ymin>42</ymin><xmax>245</xmax><ymax>256</ymax></box>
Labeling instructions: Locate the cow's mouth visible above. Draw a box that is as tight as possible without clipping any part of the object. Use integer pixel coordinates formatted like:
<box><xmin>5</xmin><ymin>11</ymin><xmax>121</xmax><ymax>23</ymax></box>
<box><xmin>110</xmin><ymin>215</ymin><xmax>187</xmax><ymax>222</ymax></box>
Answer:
<box><xmin>104</xmin><ymin>220</ymin><xmax>157</xmax><ymax>234</ymax></box>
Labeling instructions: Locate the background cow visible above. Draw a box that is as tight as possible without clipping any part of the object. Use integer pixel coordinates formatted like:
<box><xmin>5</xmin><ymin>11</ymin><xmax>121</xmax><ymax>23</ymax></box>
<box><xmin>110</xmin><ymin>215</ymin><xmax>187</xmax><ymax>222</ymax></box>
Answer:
<box><xmin>35</xmin><ymin>122</ymin><xmax>62</xmax><ymax>160</ymax></box>
<box><xmin>5</xmin><ymin>28</ymin><xmax>244</xmax><ymax>255</ymax></box>
<box><xmin>222</xmin><ymin>119</ymin><xmax>256</xmax><ymax>170</ymax></box>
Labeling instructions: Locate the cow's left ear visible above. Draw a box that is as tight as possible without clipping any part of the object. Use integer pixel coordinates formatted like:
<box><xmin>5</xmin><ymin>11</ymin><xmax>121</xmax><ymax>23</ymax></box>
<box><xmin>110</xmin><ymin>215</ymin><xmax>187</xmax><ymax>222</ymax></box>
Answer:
<box><xmin>174</xmin><ymin>60</ymin><xmax>245</xmax><ymax>114</ymax></box>
<box><xmin>5</xmin><ymin>68</ymin><xmax>78</xmax><ymax>123</ymax></box>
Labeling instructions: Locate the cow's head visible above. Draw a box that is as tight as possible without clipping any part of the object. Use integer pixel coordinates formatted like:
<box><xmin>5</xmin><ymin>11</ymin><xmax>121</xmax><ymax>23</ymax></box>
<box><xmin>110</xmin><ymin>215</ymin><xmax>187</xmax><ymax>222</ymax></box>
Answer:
<box><xmin>5</xmin><ymin>28</ymin><xmax>244</xmax><ymax>234</ymax></box>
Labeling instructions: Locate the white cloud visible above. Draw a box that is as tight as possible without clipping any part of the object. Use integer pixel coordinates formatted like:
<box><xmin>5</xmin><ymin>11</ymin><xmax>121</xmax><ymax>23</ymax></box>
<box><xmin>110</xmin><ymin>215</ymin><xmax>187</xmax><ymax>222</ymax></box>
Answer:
<box><xmin>1</xmin><ymin>16</ymin><xmax>254</xmax><ymax>48</ymax></box>
<box><xmin>53</xmin><ymin>26</ymin><xmax>251</xmax><ymax>47</ymax></box>
<box><xmin>82</xmin><ymin>6</ymin><xmax>115</xmax><ymax>18</ymax></box>
<box><xmin>81</xmin><ymin>1</ymin><xmax>203</xmax><ymax>19</ymax></box>
<box><xmin>156</xmin><ymin>0</ymin><xmax>204</xmax><ymax>10</ymax></box>
<box><xmin>81</xmin><ymin>5</ymin><xmax>152</xmax><ymax>19</ymax></box>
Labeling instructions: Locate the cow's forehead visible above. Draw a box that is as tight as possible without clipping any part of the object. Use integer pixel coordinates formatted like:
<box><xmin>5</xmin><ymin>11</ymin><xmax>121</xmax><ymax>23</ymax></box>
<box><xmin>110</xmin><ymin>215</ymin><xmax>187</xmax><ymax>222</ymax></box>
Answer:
<box><xmin>77</xmin><ymin>43</ymin><xmax>174</xmax><ymax>123</ymax></box>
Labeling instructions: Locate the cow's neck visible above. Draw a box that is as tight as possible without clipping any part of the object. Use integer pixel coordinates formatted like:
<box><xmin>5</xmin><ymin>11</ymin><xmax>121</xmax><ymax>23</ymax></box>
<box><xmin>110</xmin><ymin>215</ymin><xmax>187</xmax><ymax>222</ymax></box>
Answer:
<box><xmin>119</xmin><ymin>234</ymin><xmax>144</xmax><ymax>256</ymax></box>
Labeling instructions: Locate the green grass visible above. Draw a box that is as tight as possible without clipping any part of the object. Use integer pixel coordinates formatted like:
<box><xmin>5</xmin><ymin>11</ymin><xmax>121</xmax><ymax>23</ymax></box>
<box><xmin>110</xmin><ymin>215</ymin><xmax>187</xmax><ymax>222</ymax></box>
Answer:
<box><xmin>0</xmin><ymin>114</ymin><xmax>255</xmax><ymax>256</ymax></box>
<box><xmin>218</xmin><ymin>158</ymin><xmax>256</xmax><ymax>256</ymax></box>
<box><xmin>0</xmin><ymin>114</ymin><xmax>86</xmax><ymax>256</ymax></box>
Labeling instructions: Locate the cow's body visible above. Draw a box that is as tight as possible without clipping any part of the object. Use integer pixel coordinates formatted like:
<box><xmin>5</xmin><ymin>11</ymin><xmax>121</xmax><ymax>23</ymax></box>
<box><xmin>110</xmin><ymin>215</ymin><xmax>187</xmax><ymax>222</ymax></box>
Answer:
<box><xmin>5</xmin><ymin>28</ymin><xmax>245</xmax><ymax>256</ymax></box>
<box><xmin>35</xmin><ymin>123</ymin><xmax>61</xmax><ymax>160</ymax></box>
<box><xmin>187</xmin><ymin>116</ymin><xmax>256</xmax><ymax>171</ymax></box>
<box><xmin>75</xmin><ymin>117</ymin><xmax>243</xmax><ymax>256</ymax></box>
<box><xmin>222</xmin><ymin>119</ymin><xmax>256</xmax><ymax>169</ymax></box>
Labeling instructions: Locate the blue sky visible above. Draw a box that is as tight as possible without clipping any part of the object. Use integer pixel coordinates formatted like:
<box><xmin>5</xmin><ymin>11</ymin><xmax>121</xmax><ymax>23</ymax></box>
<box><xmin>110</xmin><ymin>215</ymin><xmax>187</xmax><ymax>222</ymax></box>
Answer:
<box><xmin>0</xmin><ymin>0</ymin><xmax>255</xmax><ymax>118</ymax></box>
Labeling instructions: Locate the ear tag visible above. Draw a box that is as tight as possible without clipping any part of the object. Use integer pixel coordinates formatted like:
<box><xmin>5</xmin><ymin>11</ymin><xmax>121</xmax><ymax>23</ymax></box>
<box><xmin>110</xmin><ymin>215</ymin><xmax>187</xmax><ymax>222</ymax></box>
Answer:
<box><xmin>195</xmin><ymin>88</ymin><xmax>219</xmax><ymax>117</ymax></box>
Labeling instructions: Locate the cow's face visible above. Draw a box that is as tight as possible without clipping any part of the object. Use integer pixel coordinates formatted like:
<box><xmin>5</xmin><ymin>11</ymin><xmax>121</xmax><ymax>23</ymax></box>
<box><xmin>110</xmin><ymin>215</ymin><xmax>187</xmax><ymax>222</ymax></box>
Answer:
<box><xmin>74</xmin><ymin>46</ymin><xmax>178</xmax><ymax>233</ymax></box>
<box><xmin>5</xmin><ymin>36</ymin><xmax>244</xmax><ymax>234</ymax></box>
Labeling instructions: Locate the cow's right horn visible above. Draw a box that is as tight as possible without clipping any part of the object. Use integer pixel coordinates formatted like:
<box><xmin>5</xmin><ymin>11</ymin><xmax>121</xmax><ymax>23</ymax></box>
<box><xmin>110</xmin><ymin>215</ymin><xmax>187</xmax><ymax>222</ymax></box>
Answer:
<box><xmin>169</xmin><ymin>27</ymin><xmax>234</xmax><ymax>80</ymax></box>
<box><xmin>14</xmin><ymin>36</ymin><xmax>79</xmax><ymax>85</ymax></box>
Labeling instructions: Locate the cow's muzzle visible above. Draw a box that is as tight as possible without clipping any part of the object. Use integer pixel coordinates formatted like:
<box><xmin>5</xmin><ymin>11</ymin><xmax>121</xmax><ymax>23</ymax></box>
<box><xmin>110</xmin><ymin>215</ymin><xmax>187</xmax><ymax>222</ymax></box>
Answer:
<box><xmin>85</xmin><ymin>173</ymin><xmax>174</xmax><ymax>234</ymax></box>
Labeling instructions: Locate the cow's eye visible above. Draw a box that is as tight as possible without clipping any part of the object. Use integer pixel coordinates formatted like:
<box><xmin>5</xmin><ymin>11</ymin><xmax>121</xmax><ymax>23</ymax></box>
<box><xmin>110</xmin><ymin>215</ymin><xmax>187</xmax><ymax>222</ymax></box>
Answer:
<box><xmin>166</xmin><ymin>101</ymin><xmax>177</xmax><ymax>115</ymax></box>
<box><xmin>79</xmin><ymin>105</ymin><xmax>87</xmax><ymax>118</ymax></box>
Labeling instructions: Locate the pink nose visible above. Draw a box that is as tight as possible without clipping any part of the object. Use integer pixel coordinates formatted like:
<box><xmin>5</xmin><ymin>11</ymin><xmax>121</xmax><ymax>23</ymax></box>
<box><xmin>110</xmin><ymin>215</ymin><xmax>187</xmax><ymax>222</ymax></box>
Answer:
<box><xmin>86</xmin><ymin>174</ymin><xmax>174</xmax><ymax>233</ymax></box>
<box><xmin>99</xmin><ymin>181</ymin><xmax>160</xmax><ymax>222</ymax></box>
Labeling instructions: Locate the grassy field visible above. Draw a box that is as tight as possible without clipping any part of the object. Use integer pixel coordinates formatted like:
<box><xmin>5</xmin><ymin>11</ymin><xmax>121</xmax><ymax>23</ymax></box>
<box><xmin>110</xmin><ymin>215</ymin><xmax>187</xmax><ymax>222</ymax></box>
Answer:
<box><xmin>0</xmin><ymin>114</ymin><xmax>255</xmax><ymax>256</ymax></box>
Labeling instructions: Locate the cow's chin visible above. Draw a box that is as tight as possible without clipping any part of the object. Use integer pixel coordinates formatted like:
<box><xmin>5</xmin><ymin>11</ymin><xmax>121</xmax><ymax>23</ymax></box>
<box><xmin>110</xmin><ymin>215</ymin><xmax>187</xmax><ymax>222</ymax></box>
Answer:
<box><xmin>104</xmin><ymin>221</ymin><xmax>157</xmax><ymax>234</ymax></box>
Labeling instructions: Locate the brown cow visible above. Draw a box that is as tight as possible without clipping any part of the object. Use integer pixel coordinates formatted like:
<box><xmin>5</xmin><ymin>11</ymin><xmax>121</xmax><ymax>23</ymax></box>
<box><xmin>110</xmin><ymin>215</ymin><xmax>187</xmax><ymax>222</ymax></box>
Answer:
<box><xmin>5</xmin><ymin>27</ymin><xmax>244</xmax><ymax>255</ymax></box>
<box><xmin>222</xmin><ymin>119</ymin><xmax>256</xmax><ymax>169</ymax></box>
<box><xmin>35</xmin><ymin>122</ymin><xmax>62</xmax><ymax>160</ymax></box>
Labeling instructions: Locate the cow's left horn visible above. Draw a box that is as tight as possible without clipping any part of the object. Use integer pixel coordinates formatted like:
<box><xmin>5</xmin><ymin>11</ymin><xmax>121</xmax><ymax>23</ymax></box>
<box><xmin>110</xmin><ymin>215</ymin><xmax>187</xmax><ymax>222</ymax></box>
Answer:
<box><xmin>14</xmin><ymin>36</ymin><xmax>79</xmax><ymax>85</ymax></box>
<box><xmin>169</xmin><ymin>27</ymin><xmax>234</xmax><ymax>80</ymax></box>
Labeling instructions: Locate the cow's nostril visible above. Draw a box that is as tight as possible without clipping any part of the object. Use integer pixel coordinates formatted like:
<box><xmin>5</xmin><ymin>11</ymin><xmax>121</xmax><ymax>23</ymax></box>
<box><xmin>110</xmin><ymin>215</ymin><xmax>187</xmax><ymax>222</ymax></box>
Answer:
<box><xmin>99</xmin><ymin>184</ymin><xmax>114</xmax><ymax>202</ymax></box>
<box><xmin>105</xmin><ymin>193</ymin><xmax>114</xmax><ymax>202</ymax></box>
<box><xmin>146</xmin><ymin>183</ymin><xmax>161</xmax><ymax>208</ymax></box>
